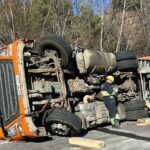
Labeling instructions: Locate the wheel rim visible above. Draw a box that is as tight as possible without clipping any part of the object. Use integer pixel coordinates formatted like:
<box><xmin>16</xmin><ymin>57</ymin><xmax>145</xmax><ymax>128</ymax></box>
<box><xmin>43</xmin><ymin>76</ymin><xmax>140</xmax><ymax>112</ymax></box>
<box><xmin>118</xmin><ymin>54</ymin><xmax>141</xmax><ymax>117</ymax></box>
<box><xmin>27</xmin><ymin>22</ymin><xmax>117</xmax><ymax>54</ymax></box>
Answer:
<box><xmin>49</xmin><ymin>122</ymin><xmax>71</xmax><ymax>136</ymax></box>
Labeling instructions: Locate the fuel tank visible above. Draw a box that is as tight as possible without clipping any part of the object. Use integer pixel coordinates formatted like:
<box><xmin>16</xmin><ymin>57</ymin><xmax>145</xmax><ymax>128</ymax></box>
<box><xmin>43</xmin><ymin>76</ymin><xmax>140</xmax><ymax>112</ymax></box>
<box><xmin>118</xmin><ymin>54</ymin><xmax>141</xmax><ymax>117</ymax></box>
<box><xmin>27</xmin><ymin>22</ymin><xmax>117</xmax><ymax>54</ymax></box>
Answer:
<box><xmin>83</xmin><ymin>50</ymin><xmax>117</xmax><ymax>74</ymax></box>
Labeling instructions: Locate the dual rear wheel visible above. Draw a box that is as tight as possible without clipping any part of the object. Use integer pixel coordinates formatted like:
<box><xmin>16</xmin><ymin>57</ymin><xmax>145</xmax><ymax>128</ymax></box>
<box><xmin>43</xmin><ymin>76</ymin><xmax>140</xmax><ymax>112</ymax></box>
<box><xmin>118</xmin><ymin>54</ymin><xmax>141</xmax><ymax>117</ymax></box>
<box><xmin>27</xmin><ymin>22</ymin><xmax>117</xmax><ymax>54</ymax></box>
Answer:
<box><xmin>117</xmin><ymin>100</ymin><xmax>148</xmax><ymax>121</ymax></box>
<box><xmin>114</xmin><ymin>51</ymin><xmax>138</xmax><ymax>71</ymax></box>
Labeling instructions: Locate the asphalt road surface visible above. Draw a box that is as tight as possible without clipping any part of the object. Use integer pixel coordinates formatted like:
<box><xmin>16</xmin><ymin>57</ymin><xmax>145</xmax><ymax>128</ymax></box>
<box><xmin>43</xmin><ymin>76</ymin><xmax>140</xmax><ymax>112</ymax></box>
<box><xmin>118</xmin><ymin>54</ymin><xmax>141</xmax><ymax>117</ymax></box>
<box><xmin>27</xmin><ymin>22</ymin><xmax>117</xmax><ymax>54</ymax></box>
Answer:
<box><xmin>1</xmin><ymin>122</ymin><xmax>150</xmax><ymax>150</ymax></box>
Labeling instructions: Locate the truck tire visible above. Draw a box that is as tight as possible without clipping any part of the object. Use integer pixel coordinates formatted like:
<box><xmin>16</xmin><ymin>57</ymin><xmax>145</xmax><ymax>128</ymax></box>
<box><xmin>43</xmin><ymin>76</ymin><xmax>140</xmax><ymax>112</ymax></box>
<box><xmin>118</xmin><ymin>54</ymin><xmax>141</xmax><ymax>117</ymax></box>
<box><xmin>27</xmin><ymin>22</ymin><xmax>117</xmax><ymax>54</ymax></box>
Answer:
<box><xmin>36</xmin><ymin>35</ymin><xmax>73</xmax><ymax>67</ymax></box>
<box><xmin>117</xmin><ymin>103</ymin><xmax>126</xmax><ymax>121</ymax></box>
<box><xmin>117</xmin><ymin>59</ymin><xmax>138</xmax><ymax>70</ymax></box>
<box><xmin>45</xmin><ymin>109</ymin><xmax>82</xmax><ymax>136</ymax></box>
<box><xmin>43</xmin><ymin>35</ymin><xmax>73</xmax><ymax>57</ymax></box>
<box><xmin>126</xmin><ymin>110</ymin><xmax>148</xmax><ymax>121</ymax></box>
<box><xmin>115</xmin><ymin>51</ymin><xmax>137</xmax><ymax>61</ymax></box>
<box><xmin>124</xmin><ymin>100</ymin><xmax>146</xmax><ymax>111</ymax></box>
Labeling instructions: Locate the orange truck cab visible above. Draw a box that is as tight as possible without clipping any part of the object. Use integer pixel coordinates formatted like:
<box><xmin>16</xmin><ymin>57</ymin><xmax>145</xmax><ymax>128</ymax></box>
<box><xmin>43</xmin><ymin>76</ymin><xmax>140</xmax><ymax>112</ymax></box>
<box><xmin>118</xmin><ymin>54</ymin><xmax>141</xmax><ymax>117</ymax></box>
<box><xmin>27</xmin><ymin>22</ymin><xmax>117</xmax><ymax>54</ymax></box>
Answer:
<box><xmin>0</xmin><ymin>39</ymin><xmax>48</xmax><ymax>140</ymax></box>
<box><xmin>0</xmin><ymin>37</ymin><xmax>83</xmax><ymax>141</ymax></box>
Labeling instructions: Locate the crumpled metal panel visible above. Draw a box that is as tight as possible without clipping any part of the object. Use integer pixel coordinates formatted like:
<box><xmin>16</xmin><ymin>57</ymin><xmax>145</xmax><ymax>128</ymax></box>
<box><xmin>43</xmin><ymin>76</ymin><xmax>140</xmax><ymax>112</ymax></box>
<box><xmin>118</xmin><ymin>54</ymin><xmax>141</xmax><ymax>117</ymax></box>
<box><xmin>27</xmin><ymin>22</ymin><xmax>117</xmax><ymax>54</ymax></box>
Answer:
<box><xmin>75</xmin><ymin>101</ymin><xmax>109</xmax><ymax>128</ymax></box>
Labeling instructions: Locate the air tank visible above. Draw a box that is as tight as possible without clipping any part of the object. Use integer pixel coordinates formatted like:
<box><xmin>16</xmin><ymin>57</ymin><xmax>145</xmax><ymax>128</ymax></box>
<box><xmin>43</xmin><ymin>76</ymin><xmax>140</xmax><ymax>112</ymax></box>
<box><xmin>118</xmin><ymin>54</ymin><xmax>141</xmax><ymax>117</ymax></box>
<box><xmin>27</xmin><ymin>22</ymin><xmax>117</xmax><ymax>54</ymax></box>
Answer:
<box><xmin>83</xmin><ymin>50</ymin><xmax>116</xmax><ymax>74</ymax></box>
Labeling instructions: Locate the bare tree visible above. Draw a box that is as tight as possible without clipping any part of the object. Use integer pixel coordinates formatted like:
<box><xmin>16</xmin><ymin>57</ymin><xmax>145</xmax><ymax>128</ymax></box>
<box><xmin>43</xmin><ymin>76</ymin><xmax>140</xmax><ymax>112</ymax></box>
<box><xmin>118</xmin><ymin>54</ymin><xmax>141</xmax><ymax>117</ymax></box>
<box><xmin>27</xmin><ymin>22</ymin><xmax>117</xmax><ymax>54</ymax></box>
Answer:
<box><xmin>116</xmin><ymin>0</ymin><xmax>127</xmax><ymax>52</ymax></box>
<box><xmin>40</xmin><ymin>2</ymin><xmax>51</xmax><ymax>38</ymax></box>
<box><xmin>61</xmin><ymin>1</ymin><xmax>73</xmax><ymax>37</ymax></box>
<box><xmin>100</xmin><ymin>0</ymin><xmax>104</xmax><ymax>51</ymax></box>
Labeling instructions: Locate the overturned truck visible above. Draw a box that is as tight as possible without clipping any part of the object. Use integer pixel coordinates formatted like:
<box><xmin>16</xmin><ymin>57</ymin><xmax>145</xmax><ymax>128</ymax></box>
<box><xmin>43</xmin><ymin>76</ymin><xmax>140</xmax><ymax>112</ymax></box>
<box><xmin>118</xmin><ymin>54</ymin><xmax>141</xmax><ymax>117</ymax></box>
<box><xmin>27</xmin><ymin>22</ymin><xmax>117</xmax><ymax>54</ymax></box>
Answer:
<box><xmin>0</xmin><ymin>36</ymin><xmax>149</xmax><ymax>140</ymax></box>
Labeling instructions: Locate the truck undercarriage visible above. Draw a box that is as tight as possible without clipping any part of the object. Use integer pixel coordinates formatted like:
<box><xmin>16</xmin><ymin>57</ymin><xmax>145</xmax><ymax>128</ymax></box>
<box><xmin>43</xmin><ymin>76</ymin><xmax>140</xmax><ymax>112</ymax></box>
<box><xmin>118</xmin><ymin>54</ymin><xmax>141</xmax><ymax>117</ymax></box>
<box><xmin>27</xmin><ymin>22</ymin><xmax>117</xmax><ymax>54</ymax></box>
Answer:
<box><xmin>0</xmin><ymin>36</ymin><xmax>149</xmax><ymax>140</ymax></box>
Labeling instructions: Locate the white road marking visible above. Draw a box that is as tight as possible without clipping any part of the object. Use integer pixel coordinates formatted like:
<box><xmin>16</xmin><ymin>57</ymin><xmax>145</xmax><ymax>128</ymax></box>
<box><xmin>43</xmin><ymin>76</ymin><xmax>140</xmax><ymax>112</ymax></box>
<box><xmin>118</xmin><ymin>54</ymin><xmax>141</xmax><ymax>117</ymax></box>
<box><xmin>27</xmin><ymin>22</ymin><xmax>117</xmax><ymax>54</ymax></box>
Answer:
<box><xmin>0</xmin><ymin>141</ymin><xmax>11</xmax><ymax>145</ymax></box>
<box><xmin>61</xmin><ymin>148</ymin><xmax>81</xmax><ymax>150</ymax></box>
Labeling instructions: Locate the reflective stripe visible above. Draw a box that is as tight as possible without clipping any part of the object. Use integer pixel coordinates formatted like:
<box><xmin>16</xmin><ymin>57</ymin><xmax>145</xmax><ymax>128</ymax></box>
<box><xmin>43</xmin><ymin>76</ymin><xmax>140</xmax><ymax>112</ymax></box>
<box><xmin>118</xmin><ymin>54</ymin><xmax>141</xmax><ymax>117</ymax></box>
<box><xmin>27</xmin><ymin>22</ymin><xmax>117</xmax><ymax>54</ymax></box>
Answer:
<box><xmin>110</xmin><ymin>118</ymin><xmax>115</xmax><ymax>125</ymax></box>
<box><xmin>101</xmin><ymin>91</ymin><xmax>110</xmax><ymax>97</ymax></box>
<box><xmin>112</xmin><ymin>91</ymin><xmax>116</xmax><ymax>96</ymax></box>
<box><xmin>115</xmin><ymin>113</ymin><xmax>120</xmax><ymax>120</ymax></box>
<box><xmin>110</xmin><ymin>96</ymin><xmax>114</xmax><ymax>98</ymax></box>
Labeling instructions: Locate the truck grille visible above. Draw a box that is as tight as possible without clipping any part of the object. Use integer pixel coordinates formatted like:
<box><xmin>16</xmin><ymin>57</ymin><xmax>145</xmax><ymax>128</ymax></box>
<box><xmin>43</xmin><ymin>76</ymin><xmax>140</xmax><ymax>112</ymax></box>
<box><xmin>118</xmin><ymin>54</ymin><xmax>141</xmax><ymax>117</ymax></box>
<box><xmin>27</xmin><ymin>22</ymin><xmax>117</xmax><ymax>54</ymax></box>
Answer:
<box><xmin>0</xmin><ymin>61</ymin><xmax>19</xmax><ymax>126</ymax></box>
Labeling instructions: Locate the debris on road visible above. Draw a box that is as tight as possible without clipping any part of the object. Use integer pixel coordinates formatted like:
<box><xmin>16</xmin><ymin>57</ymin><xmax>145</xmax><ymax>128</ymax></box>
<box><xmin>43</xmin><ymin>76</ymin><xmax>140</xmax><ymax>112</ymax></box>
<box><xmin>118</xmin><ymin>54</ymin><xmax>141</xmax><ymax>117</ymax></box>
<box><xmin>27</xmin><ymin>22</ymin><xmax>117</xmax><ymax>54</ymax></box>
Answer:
<box><xmin>137</xmin><ymin>118</ymin><xmax>150</xmax><ymax>126</ymax></box>
<box><xmin>69</xmin><ymin>137</ymin><xmax>105</xmax><ymax>149</ymax></box>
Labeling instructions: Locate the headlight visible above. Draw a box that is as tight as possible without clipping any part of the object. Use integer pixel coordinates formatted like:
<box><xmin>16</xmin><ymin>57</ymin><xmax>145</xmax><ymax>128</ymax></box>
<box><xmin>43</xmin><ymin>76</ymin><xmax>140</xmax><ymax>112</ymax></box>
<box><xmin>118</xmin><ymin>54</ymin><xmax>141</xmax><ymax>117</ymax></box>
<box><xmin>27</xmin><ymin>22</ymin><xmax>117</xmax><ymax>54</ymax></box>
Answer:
<box><xmin>7</xmin><ymin>124</ymin><xmax>17</xmax><ymax>137</ymax></box>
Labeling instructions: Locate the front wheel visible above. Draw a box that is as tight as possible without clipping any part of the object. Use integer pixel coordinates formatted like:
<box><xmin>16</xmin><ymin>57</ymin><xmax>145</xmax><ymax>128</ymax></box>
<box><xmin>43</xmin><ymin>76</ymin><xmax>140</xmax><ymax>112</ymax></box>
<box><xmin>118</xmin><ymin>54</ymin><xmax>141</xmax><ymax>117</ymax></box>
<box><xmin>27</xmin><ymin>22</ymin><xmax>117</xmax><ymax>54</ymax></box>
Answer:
<box><xmin>44</xmin><ymin>109</ymin><xmax>82</xmax><ymax>136</ymax></box>
<box><xmin>35</xmin><ymin>35</ymin><xmax>73</xmax><ymax>67</ymax></box>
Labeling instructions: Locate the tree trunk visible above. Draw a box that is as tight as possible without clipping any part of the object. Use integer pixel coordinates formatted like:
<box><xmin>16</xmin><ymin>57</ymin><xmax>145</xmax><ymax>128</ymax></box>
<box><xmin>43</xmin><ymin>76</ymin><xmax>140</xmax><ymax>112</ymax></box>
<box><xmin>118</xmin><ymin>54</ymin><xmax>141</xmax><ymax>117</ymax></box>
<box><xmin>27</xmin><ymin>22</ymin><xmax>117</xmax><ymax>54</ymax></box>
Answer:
<box><xmin>116</xmin><ymin>0</ymin><xmax>127</xmax><ymax>52</ymax></box>
<box><xmin>100</xmin><ymin>0</ymin><xmax>104</xmax><ymax>51</ymax></box>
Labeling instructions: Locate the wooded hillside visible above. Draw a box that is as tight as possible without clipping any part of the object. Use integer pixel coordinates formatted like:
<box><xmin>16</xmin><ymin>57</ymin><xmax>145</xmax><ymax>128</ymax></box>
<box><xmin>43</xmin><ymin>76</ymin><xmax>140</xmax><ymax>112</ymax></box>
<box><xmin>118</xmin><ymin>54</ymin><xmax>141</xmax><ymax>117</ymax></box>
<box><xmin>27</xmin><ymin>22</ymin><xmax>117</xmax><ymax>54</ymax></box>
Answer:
<box><xmin>0</xmin><ymin>0</ymin><xmax>149</xmax><ymax>56</ymax></box>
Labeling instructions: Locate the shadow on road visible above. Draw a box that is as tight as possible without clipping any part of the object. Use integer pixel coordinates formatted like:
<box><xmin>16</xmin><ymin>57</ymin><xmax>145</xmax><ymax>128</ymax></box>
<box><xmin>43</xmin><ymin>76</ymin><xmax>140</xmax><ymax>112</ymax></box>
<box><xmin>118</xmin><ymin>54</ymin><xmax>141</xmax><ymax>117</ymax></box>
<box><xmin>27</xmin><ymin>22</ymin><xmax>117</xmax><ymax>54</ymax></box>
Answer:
<box><xmin>22</xmin><ymin>137</ymin><xmax>53</xmax><ymax>143</ymax></box>
<box><xmin>97</xmin><ymin>127</ymin><xmax>150</xmax><ymax>142</ymax></box>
